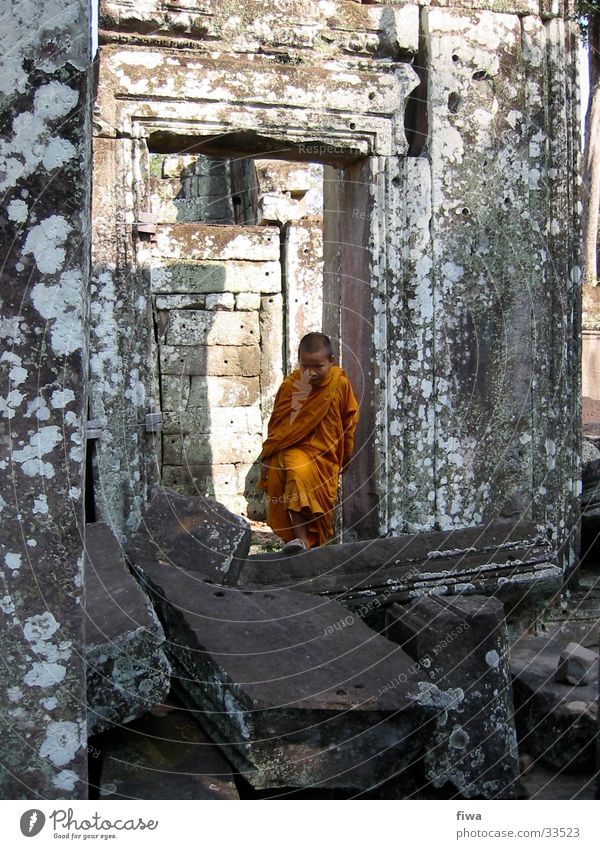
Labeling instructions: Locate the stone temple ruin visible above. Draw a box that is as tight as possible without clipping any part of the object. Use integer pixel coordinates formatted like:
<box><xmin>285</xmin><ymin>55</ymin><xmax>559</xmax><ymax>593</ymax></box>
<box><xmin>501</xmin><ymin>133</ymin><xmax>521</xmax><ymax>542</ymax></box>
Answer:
<box><xmin>1</xmin><ymin>0</ymin><xmax>598</xmax><ymax>800</ymax></box>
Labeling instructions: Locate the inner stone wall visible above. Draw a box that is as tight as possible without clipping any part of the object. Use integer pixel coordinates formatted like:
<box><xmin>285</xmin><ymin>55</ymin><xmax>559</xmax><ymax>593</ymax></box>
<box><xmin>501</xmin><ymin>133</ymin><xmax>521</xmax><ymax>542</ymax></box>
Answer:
<box><xmin>144</xmin><ymin>154</ymin><xmax>324</xmax><ymax>519</ymax></box>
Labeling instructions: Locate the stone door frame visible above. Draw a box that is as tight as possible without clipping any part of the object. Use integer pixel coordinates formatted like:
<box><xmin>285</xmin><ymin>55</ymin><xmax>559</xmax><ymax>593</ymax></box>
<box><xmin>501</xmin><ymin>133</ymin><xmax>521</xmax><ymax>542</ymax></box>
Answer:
<box><xmin>95</xmin><ymin>47</ymin><xmax>418</xmax><ymax>540</ymax></box>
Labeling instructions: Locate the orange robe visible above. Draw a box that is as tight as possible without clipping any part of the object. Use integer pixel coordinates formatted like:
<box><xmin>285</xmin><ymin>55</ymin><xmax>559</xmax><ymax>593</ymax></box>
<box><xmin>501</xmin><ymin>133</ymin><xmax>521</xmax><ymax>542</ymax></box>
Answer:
<box><xmin>257</xmin><ymin>365</ymin><xmax>359</xmax><ymax>548</ymax></box>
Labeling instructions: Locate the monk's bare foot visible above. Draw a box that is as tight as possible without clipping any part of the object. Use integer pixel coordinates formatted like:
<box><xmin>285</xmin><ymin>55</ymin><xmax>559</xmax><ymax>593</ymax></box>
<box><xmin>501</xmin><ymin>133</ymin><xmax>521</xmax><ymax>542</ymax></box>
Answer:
<box><xmin>287</xmin><ymin>509</ymin><xmax>311</xmax><ymax>548</ymax></box>
<box><xmin>282</xmin><ymin>538</ymin><xmax>307</xmax><ymax>554</ymax></box>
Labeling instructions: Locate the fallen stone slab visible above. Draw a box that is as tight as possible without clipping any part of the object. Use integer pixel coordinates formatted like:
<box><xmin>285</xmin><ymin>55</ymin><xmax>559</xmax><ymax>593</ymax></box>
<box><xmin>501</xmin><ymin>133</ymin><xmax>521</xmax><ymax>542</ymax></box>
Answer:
<box><xmin>85</xmin><ymin>522</ymin><xmax>171</xmax><ymax>736</ymax></box>
<box><xmin>126</xmin><ymin>488</ymin><xmax>252</xmax><ymax>582</ymax></box>
<box><xmin>386</xmin><ymin>595</ymin><xmax>520</xmax><ymax>799</ymax></box>
<box><xmin>130</xmin><ymin>555</ymin><xmax>441</xmax><ymax>790</ymax></box>
<box><xmin>511</xmin><ymin>635</ymin><xmax>599</xmax><ymax>773</ymax></box>
<box><xmin>233</xmin><ymin>520</ymin><xmax>560</xmax><ymax>606</ymax></box>
<box><xmin>93</xmin><ymin>707</ymin><xmax>239</xmax><ymax>800</ymax></box>
<box><xmin>555</xmin><ymin>642</ymin><xmax>598</xmax><ymax>686</ymax></box>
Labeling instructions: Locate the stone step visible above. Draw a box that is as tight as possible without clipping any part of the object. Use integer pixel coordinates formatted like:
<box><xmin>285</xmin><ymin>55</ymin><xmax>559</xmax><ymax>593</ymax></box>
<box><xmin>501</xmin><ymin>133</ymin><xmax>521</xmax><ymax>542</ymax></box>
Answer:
<box><xmin>85</xmin><ymin>522</ymin><xmax>171</xmax><ymax>736</ymax></box>
<box><xmin>234</xmin><ymin>520</ymin><xmax>560</xmax><ymax>605</ymax></box>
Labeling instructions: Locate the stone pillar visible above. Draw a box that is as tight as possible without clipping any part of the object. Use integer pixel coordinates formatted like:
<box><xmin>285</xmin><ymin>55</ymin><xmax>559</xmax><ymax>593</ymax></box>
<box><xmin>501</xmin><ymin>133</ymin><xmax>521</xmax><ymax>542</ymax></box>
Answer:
<box><xmin>0</xmin><ymin>1</ymin><xmax>91</xmax><ymax>797</ymax></box>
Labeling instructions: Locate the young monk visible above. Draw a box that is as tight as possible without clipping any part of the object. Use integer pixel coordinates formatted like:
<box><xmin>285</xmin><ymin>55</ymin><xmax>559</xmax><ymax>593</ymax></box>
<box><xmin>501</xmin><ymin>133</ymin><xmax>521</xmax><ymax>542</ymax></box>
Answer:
<box><xmin>257</xmin><ymin>332</ymin><xmax>359</xmax><ymax>552</ymax></box>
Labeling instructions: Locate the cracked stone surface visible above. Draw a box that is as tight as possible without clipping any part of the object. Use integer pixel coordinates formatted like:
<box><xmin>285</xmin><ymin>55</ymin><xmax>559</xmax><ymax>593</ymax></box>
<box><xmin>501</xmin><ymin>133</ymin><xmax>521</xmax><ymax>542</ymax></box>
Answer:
<box><xmin>85</xmin><ymin>522</ymin><xmax>171</xmax><ymax>736</ymax></box>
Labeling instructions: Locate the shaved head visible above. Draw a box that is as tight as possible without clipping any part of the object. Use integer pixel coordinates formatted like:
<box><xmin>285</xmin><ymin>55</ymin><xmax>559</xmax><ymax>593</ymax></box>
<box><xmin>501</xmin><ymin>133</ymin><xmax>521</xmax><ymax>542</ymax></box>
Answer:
<box><xmin>298</xmin><ymin>332</ymin><xmax>333</xmax><ymax>359</ymax></box>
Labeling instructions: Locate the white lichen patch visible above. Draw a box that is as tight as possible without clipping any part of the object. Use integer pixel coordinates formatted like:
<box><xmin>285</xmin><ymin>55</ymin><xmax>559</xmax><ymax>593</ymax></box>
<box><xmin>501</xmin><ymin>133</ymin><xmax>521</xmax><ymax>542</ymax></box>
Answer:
<box><xmin>32</xmin><ymin>494</ymin><xmax>49</xmax><ymax>514</ymax></box>
<box><xmin>51</xmin><ymin>389</ymin><xmax>75</xmax><ymax>409</ymax></box>
<box><xmin>53</xmin><ymin>769</ymin><xmax>79</xmax><ymax>791</ymax></box>
<box><xmin>39</xmin><ymin>720</ymin><xmax>81</xmax><ymax>767</ymax></box>
<box><xmin>6</xmin><ymin>199</ymin><xmax>28</xmax><ymax>222</ymax></box>
<box><xmin>23</xmin><ymin>215</ymin><xmax>70</xmax><ymax>274</ymax></box>
<box><xmin>11</xmin><ymin>425</ymin><xmax>61</xmax><ymax>478</ymax></box>
<box><xmin>24</xmin><ymin>661</ymin><xmax>67</xmax><ymax>688</ymax></box>
<box><xmin>33</xmin><ymin>81</ymin><xmax>79</xmax><ymax>120</ymax></box>
<box><xmin>7</xmin><ymin>686</ymin><xmax>22</xmax><ymax>703</ymax></box>
<box><xmin>485</xmin><ymin>649</ymin><xmax>500</xmax><ymax>668</ymax></box>
<box><xmin>0</xmin><ymin>596</ymin><xmax>16</xmax><ymax>615</ymax></box>
<box><xmin>411</xmin><ymin>681</ymin><xmax>464</xmax><ymax>710</ymax></box>
<box><xmin>30</xmin><ymin>268</ymin><xmax>84</xmax><ymax>356</ymax></box>
<box><xmin>23</xmin><ymin>611</ymin><xmax>60</xmax><ymax>643</ymax></box>
<box><xmin>5</xmin><ymin>553</ymin><xmax>22</xmax><ymax>572</ymax></box>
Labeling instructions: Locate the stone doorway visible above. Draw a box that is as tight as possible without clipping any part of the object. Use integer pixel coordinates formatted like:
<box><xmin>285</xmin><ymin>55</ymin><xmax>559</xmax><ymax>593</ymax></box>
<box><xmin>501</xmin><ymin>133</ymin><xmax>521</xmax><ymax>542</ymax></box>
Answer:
<box><xmin>140</xmin><ymin>147</ymin><xmax>330</xmax><ymax>522</ymax></box>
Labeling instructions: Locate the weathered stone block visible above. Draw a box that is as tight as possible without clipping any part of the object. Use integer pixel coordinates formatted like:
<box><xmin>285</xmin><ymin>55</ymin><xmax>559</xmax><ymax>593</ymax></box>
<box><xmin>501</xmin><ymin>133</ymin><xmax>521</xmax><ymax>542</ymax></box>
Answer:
<box><xmin>132</xmin><ymin>558</ymin><xmax>438</xmax><ymax>790</ymax></box>
<box><xmin>162</xmin><ymin>155</ymin><xmax>198</xmax><ymax>178</ymax></box>
<box><xmin>162</xmin><ymin>405</ymin><xmax>262</xmax><ymax>435</ymax></box>
<box><xmin>283</xmin><ymin>218</ymin><xmax>324</xmax><ymax>365</ymax></box>
<box><xmin>188</xmin><ymin>375</ymin><xmax>260</xmax><ymax>408</ymax></box>
<box><xmin>161</xmin><ymin>464</ymin><xmax>237</xmax><ymax>496</ymax></box>
<box><xmin>255</xmin><ymin>160</ymin><xmax>312</xmax><ymax>194</ymax></box>
<box><xmin>386</xmin><ymin>595</ymin><xmax>520</xmax><ymax>799</ymax></box>
<box><xmin>259</xmin><ymin>293</ymin><xmax>284</xmax><ymax>425</ymax></box>
<box><xmin>205</xmin><ymin>292</ymin><xmax>234</xmax><ymax>311</ymax></box>
<box><xmin>235</xmin><ymin>293</ymin><xmax>261</xmax><ymax>311</ymax></box>
<box><xmin>150</xmin><ymin>261</ymin><xmax>281</xmax><ymax>295</ymax></box>
<box><xmin>85</xmin><ymin>523</ymin><xmax>171</xmax><ymax>736</ymax></box>
<box><xmin>165</xmin><ymin>310</ymin><xmax>260</xmax><ymax>346</ymax></box>
<box><xmin>511</xmin><ymin>636</ymin><xmax>599</xmax><ymax>772</ymax></box>
<box><xmin>555</xmin><ymin>643</ymin><xmax>598</xmax><ymax>686</ymax></box>
<box><xmin>154</xmin><ymin>295</ymin><xmax>206</xmax><ymax>311</ymax></box>
<box><xmin>160</xmin><ymin>375</ymin><xmax>190</xmax><ymax>412</ymax></box>
<box><xmin>153</xmin><ymin>224</ymin><xmax>280</xmax><ymax>262</ymax></box>
<box><xmin>164</xmin><ymin>431</ymin><xmax>261</xmax><ymax>465</ymax></box>
<box><xmin>126</xmin><ymin>489</ymin><xmax>252</xmax><ymax>581</ymax></box>
<box><xmin>152</xmin><ymin>197</ymin><xmax>233</xmax><ymax>224</ymax></box>
<box><xmin>160</xmin><ymin>344</ymin><xmax>261</xmax><ymax>377</ymax></box>
<box><xmin>94</xmin><ymin>708</ymin><xmax>239</xmax><ymax>799</ymax></box>
<box><xmin>235</xmin><ymin>520</ymin><xmax>560</xmax><ymax>606</ymax></box>
<box><xmin>257</xmin><ymin>193</ymin><xmax>306</xmax><ymax>224</ymax></box>
<box><xmin>100</xmin><ymin>0</ymin><xmax>421</xmax><ymax>55</ymax></box>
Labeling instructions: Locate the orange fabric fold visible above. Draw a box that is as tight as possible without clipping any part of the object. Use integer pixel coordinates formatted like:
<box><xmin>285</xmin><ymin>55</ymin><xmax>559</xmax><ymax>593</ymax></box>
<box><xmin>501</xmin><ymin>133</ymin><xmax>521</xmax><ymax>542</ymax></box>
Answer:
<box><xmin>257</xmin><ymin>365</ymin><xmax>359</xmax><ymax>548</ymax></box>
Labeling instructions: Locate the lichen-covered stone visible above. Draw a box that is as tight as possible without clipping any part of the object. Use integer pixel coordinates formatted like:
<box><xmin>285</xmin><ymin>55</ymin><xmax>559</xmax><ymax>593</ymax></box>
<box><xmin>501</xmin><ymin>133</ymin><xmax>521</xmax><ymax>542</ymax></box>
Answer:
<box><xmin>283</xmin><ymin>218</ymin><xmax>324</xmax><ymax>366</ymax></box>
<box><xmin>126</xmin><ymin>489</ymin><xmax>252</xmax><ymax>582</ymax></box>
<box><xmin>85</xmin><ymin>523</ymin><xmax>171</xmax><ymax>736</ymax></box>
<box><xmin>150</xmin><ymin>260</ymin><xmax>282</xmax><ymax>295</ymax></box>
<box><xmin>133</xmin><ymin>558</ymin><xmax>438</xmax><ymax>790</ymax></box>
<box><xmin>386</xmin><ymin>595</ymin><xmax>521</xmax><ymax>799</ymax></box>
<box><xmin>0</xmin><ymin>0</ymin><xmax>91</xmax><ymax>799</ymax></box>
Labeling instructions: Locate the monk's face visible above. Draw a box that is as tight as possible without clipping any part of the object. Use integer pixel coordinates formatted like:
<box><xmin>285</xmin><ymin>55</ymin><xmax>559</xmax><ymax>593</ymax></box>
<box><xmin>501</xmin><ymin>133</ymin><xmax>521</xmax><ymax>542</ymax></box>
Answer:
<box><xmin>298</xmin><ymin>348</ymin><xmax>333</xmax><ymax>386</ymax></box>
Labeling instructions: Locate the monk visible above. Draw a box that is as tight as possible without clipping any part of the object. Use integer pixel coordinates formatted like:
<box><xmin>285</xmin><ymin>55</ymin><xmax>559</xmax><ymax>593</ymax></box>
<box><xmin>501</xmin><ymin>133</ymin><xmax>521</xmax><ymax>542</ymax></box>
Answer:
<box><xmin>257</xmin><ymin>332</ymin><xmax>359</xmax><ymax>552</ymax></box>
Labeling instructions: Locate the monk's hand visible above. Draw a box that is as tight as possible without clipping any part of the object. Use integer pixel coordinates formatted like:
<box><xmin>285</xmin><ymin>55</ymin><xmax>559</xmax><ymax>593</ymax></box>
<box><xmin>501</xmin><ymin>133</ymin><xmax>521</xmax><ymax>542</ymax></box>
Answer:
<box><xmin>259</xmin><ymin>460</ymin><xmax>269</xmax><ymax>481</ymax></box>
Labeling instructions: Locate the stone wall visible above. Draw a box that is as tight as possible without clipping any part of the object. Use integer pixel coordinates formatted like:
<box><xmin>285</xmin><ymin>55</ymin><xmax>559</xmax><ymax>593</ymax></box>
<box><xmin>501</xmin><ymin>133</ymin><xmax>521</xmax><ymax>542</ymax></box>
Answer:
<box><xmin>151</xmin><ymin>215</ymin><xmax>282</xmax><ymax>518</ymax></box>
<box><xmin>139</xmin><ymin>154</ymin><xmax>323</xmax><ymax>519</ymax></box>
<box><xmin>0</xmin><ymin>0</ymin><xmax>91</xmax><ymax>798</ymax></box>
